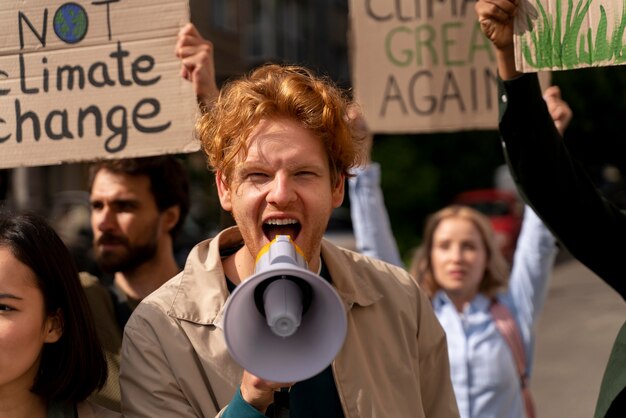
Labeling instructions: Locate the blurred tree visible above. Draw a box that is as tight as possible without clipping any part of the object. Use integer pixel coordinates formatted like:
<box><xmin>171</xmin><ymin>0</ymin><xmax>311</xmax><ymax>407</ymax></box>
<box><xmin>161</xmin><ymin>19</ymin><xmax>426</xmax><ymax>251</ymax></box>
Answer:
<box><xmin>363</xmin><ymin>130</ymin><xmax>504</xmax><ymax>261</ymax></box>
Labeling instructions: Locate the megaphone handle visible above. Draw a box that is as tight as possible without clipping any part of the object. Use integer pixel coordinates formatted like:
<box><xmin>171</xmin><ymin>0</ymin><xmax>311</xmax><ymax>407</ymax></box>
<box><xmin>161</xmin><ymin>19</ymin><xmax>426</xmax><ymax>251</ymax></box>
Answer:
<box><xmin>271</xmin><ymin>388</ymin><xmax>290</xmax><ymax>418</ymax></box>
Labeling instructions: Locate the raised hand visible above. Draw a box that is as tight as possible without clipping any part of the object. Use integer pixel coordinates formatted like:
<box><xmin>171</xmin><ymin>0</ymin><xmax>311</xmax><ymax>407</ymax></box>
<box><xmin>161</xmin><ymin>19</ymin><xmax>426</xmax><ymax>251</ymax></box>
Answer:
<box><xmin>475</xmin><ymin>0</ymin><xmax>521</xmax><ymax>79</ymax></box>
<box><xmin>175</xmin><ymin>23</ymin><xmax>219</xmax><ymax>105</ymax></box>
<box><xmin>475</xmin><ymin>0</ymin><xmax>518</xmax><ymax>49</ymax></box>
<box><xmin>346</xmin><ymin>104</ymin><xmax>372</xmax><ymax>167</ymax></box>
<box><xmin>543</xmin><ymin>86</ymin><xmax>573</xmax><ymax>136</ymax></box>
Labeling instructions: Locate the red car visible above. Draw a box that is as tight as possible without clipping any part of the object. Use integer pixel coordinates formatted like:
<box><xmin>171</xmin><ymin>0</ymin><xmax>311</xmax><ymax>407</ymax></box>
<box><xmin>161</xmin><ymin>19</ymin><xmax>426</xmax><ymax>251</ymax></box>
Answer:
<box><xmin>453</xmin><ymin>189</ymin><xmax>523</xmax><ymax>264</ymax></box>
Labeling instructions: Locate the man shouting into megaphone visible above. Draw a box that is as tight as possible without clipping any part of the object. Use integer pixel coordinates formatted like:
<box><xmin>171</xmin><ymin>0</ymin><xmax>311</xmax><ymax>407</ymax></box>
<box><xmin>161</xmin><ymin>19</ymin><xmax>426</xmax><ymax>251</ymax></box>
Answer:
<box><xmin>119</xmin><ymin>26</ymin><xmax>459</xmax><ymax>418</ymax></box>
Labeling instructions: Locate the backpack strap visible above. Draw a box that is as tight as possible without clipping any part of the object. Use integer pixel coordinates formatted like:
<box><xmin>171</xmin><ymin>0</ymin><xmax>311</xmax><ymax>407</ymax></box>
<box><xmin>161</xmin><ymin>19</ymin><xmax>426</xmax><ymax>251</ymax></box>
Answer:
<box><xmin>490</xmin><ymin>300</ymin><xmax>536</xmax><ymax>418</ymax></box>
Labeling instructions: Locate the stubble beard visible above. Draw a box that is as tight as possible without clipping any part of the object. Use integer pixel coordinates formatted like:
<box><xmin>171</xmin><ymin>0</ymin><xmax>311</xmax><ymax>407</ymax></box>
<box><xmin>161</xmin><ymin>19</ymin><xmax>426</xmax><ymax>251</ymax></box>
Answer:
<box><xmin>95</xmin><ymin>230</ymin><xmax>160</xmax><ymax>275</ymax></box>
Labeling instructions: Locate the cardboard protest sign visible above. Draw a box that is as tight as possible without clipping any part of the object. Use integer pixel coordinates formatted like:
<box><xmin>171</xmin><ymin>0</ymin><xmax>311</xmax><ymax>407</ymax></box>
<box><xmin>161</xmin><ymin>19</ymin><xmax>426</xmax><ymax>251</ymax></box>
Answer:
<box><xmin>514</xmin><ymin>0</ymin><xmax>626</xmax><ymax>72</ymax></box>
<box><xmin>0</xmin><ymin>0</ymin><xmax>198</xmax><ymax>169</ymax></box>
<box><xmin>348</xmin><ymin>0</ymin><xmax>504</xmax><ymax>133</ymax></box>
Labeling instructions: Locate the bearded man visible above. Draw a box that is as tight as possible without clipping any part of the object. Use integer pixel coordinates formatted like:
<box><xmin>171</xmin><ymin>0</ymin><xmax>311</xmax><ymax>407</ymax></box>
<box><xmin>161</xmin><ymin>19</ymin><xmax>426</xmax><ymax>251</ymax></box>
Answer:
<box><xmin>79</xmin><ymin>22</ymin><xmax>218</xmax><ymax>412</ymax></box>
<box><xmin>81</xmin><ymin>155</ymin><xmax>190</xmax><ymax>411</ymax></box>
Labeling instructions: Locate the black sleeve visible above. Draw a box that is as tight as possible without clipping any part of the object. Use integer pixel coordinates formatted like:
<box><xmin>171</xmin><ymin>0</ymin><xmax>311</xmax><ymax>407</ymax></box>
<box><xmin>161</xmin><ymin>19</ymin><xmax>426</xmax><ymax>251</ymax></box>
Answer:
<box><xmin>499</xmin><ymin>73</ymin><xmax>626</xmax><ymax>299</ymax></box>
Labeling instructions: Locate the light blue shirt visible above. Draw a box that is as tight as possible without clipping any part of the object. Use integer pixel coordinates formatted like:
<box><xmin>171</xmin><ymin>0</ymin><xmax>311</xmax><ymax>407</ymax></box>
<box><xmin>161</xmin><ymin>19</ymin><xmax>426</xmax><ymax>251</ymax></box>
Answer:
<box><xmin>348</xmin><ymin>163</ymin><xmax>403</xmax><ymax>267</ymax></box>
<box><xmin>350</xmin><ymin>163</ymin><xmax>557</xmax><ymax>418</ymax></box>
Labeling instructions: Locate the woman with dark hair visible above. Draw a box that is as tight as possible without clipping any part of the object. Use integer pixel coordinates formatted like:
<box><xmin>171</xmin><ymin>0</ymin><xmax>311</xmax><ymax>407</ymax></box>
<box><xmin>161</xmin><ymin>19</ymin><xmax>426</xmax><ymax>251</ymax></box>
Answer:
<box><xmin>0</xmin><ymin>212</ymin><xmax>118</xmax><ymax>418</ymax></box>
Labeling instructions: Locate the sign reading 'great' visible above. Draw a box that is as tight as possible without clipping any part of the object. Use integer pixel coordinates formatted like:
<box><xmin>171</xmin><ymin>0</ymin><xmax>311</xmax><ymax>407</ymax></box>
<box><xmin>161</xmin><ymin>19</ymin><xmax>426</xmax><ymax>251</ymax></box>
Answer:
<box><xmin>349</xmin><ymin>0</ymin><xmax>503</xmax><ymax>133</ymax></box>
<box><xmin>0</xmin><ymin>0</ymin><xmax>197</xmax><ymax>169</ymax></box>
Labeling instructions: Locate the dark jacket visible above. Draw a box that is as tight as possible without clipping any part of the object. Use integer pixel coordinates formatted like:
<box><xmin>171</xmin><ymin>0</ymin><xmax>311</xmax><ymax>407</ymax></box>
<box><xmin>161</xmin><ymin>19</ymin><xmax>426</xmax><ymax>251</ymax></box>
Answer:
<box><xmin>80</xmin><ymin>273</ymin><xmax>130</xmax><ymax>412</ymax></box>
<box><xmin>498</xmin><ymin>73</ymin><xmax>626</xmax><ymax>418</ymax></box>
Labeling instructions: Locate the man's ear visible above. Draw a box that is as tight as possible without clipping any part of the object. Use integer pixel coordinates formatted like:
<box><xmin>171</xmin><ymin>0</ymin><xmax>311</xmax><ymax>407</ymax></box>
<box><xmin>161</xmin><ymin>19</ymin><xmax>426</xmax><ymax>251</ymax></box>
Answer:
<box><xmin>216</xmin><ymin>171</ymin><xmax>233</xmax><ymax>211</ymax></box>
<box><xmin>161</xmin><ymin>206</ymin><xmax>181</xmax><ymax>234</ymax></box>
<box><xmin>44</xmin><ymin>309</ymin><xmax>63</xmax><ymax>344</ymax></box>
<box><xmin>331</xmin><ymin>174</ymin><xmax>345</xmax><ymax>209</ymax></box>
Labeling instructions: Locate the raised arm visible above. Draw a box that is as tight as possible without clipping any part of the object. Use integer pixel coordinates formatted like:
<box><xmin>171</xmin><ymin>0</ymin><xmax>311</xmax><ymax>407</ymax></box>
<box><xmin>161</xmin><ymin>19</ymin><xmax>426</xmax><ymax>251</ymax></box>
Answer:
<box><xmin>475</xmin><ymin>0</ymin><xmax>520</xmax><ymax>79</ymax></box>
<box><xmin>349</xmin><ymin>163</ymin><xmax>404</xmax><ymax>268</ymax></box>
<box><xmin>347</xmin><ymin>106</ymin><xmax>403</xmax><ymax>267</ymax></box>
<box><xmin>176</xmin><ymin>23</ymin><xmax>219</xmax><ymax>107</ymax></box>
<box><xmin>476</xmin><ymin>0</ymin><xmax>626</xmax><ymax>298</ymax></box>
<box><xmin>504</xmin><ymin>206</ymin><xmax>557</xmax><ymax>368</ymax></box>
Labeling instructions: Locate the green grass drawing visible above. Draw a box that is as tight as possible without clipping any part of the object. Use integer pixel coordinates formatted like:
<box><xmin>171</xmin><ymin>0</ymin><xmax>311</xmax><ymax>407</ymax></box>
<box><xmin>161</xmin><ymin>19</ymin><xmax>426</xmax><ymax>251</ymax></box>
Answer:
<box><xmin>521</xmin><ymin>0</ymin><xmax>626</xmax><ymax>69</ymax></box>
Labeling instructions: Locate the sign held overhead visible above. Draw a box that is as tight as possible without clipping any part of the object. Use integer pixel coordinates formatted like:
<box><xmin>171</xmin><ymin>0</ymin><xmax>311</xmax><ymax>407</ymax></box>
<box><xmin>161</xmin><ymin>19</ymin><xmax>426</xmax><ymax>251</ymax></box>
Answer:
<box><xmin>0</xmin><ymin>0</ymin><xmax>197</xmax><ymax>169</ymax></box>
<box><xmin>514</xmin><ymin>0</ymin><xmax>626</xmax><ymax>72</ymax></box>
<box><xmin>348</xmin><ymin>0</ymin><xmax>504</xmax><ymax>134</ymax></box>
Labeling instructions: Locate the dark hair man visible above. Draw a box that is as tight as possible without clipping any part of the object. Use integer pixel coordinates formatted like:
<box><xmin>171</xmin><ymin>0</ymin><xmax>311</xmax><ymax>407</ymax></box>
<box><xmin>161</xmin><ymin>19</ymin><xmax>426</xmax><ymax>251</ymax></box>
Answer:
<box><xmin>82</xmin><ymin>155</ymin><xmax>190</xmax><ymax>411</ymax></box>
<box><xmin>83</xmin><ymin>22</ymin><xmax>218</xmax><ymax>412</ymax></box>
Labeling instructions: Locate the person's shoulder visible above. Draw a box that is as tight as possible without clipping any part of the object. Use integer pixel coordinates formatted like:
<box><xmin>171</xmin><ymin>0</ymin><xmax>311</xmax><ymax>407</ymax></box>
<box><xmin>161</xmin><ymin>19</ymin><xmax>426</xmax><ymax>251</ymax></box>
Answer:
<box><xmin>129</xmin><ymin>236</ymin><xmax>226</xmax><ymax>329</ymax></box>
<box><xmin>134</xmin><ymin>270</ymin><xmax>183</xmax><ymax>315</ymax></box>
<box><xmin>79</xmin><ymin>271</ymin><xmax>114</xmax><ymax>309</ymax></box>
<box><xmin>80</xmin><ymin>271</ymin><xmax>105</xmax><ymax>290</ymax></box>
<box><xmin>138</xmin><ymin>239</ymin><xmax>215</xmax><ymax>308</ymax></box>
<box><xmin>76</xmin><ymin>400</ymin><xmax>121</xmax><ymax>418</ymax></box>
<box><xmin>338</xmin><ymin>243</ymin><xmax>407</xmax><ymax>272</ymax></box>
<box><xmin>123</xmin><ymin>269</ymin><xmax>189</xmax><ymax>347</ymax></box>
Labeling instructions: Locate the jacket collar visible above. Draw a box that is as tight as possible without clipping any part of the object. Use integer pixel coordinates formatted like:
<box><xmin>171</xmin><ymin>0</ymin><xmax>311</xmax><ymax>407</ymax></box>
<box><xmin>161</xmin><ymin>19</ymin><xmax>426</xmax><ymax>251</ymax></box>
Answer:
<box><xmin>320</xmin><ymin>239</ymin><xmax>382</xmax><ymax>309</ymax></box>
<box><xmin>168</xmin><ymin>227</ymin><xmax>382</xmax><ymax>325</ymax></box>
<box><xmin>168</xmin><ymin>227</ymin><xmax>242</xmax><ymax>325</ymax></box>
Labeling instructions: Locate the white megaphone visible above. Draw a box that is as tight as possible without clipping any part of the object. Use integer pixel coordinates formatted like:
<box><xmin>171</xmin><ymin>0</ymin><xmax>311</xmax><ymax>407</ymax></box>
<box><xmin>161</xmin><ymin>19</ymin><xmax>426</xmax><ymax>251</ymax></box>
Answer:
<box><xmin>223</xmin><ymin>235</ymin><xmax>347</xmax><ymax>382</ymax></box>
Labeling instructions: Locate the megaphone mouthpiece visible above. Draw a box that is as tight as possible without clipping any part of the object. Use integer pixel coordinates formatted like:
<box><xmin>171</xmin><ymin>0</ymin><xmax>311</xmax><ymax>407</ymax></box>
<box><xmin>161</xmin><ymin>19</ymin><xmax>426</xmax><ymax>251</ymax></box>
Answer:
<box><xmin>255</xmin><ymin>235</ymin><xmax>308</xmax><ymax>272</ymax></box>
<box><xmin>263</xmin><ymin>278</ymin><xmax>303</xmax><ymax>337</ymax></box>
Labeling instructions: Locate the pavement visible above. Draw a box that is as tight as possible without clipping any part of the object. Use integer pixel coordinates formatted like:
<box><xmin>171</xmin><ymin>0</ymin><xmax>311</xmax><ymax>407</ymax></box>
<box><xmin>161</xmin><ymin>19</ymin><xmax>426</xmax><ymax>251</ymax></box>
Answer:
<box><xmin>532</xmin><ymin>252</ymin><xmax>626</xmax><ymax>418</ymax></box>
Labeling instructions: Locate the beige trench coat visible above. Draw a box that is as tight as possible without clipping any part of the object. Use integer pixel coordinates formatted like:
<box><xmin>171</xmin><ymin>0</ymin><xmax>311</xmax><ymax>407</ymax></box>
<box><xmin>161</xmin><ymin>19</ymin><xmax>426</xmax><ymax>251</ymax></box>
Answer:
<box><xmin>120</xmin><ymin>227</ymin><xmax>459</xmax><ymax>418</ymax></box>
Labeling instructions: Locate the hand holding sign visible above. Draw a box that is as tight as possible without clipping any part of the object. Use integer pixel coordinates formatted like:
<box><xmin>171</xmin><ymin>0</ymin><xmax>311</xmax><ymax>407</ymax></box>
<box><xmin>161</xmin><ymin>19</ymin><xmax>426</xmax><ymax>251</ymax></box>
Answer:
<box><xmin>475</xmin><ymin>0</ymin><xmax>521</xmax><ymax>80</ymax></box>
<box><xmin>543</xmin><ymin>86</ymin><xmax>573</xmax><ymax>136</ymax></box>
<box><xmin>475</xmin><ymin>0</ymin><xmax>517</xmax><ymax>50</ymax></box>
<box><xmin>176</xmin><ymin>23</ymin><xmax>219</xmax><ymax>107</ymax></box>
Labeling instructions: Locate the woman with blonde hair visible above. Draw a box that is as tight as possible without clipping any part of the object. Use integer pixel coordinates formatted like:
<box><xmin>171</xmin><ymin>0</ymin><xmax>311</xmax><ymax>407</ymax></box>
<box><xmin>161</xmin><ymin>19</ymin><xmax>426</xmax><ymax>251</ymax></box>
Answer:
<box><xmin>348</xmin><ymin>124</ymin><xmax>559</xmax><ymax>418</ymax></box>
<box><xmin>350</xmin><ymin>174</ymin><xmax>557</xmax><ymax>418</ymax></box>
<box><xmin>348</xmin><ymin>91</ymin><xmax>571</xmax><ymax>418</ymax></box>
<box><xmin>409</xmin><ymin>205</ymin><xmax>510</xmax><ymax>305</ymax></box>
<box><xmin>406</xmin><ymin>204</ymin><xmax>556</xmax><ymax>418</ymax></box>
<box><xmin>351</xmin><ymin>184</ymin><xmax>556</xmax><ymax>418</ymax></box>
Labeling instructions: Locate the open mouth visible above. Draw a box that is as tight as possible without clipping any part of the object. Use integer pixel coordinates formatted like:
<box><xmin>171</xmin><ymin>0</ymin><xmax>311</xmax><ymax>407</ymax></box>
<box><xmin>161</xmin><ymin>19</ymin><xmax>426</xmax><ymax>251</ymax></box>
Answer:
<box><xmin>262</xmin><ymin>218</ymin><xmax>301</xmax><ymax>241</ymax></box>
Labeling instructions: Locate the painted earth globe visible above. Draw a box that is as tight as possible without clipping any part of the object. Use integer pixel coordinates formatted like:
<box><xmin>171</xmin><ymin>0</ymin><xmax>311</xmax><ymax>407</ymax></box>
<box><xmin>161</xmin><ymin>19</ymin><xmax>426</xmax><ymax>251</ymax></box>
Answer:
<box><xmin>54</xmin><ymin>3</ymin><xmax>88</xmax><ymax>44</ymax></box>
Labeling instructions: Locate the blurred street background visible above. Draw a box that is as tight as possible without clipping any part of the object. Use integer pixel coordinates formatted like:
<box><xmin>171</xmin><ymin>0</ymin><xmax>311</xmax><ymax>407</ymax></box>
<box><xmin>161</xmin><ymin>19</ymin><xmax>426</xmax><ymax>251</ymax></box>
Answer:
<box><xmin>533</xmin><ymin>253</ymin><xmax>626</xmax><ymax>418</ymax></box>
